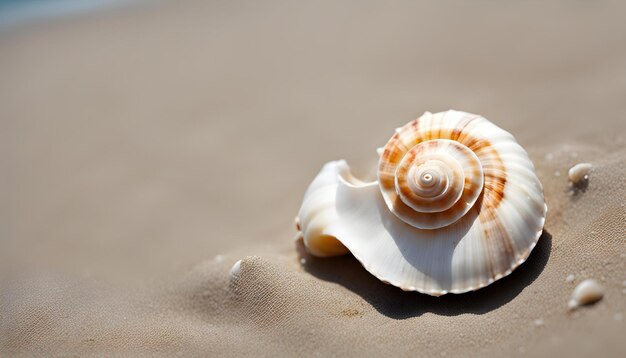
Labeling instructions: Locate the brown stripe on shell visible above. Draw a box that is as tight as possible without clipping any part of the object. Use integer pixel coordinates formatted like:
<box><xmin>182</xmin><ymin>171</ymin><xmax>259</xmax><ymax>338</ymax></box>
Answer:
<box><xmin>473</xmin><ymin>142</ymin><xmax>507</xmax><ymax>211</ymax></box>
<box><xmin>379</xmin><ymin>175</ymin><xmax>395</xmax><ymax>189</ymax></box>
<box><xmin>435</xmin><ymin>113</ymin><xmax>443</xmax><ymax>140</ymax></box>
<box><xmin>470</xmin><ymin>138</ymin><xmax>512</xmax><ymax>280</ymax></box>
<box><xmin>382</xmin><ymin>147</ymin><xmax>404</xmax><ymax>164</ymax></box>
<box><xmin>451</xmin><ymin>115</ymin><xmax>477</xmax><ymax>141</ymax></box>
<box><xmin>482</xmin><ymin>222</ymin><xmax>498</xmax><ymax>282</ymax></box>
<box><xmin>453</xmin><ymin>114</ymin><xmax>482</xmax><ymax>143</ymax></box>
<box><xmin>478</xmin><ymin>203</ymin><xmax>516</xmax><ymax>280</ymax></box>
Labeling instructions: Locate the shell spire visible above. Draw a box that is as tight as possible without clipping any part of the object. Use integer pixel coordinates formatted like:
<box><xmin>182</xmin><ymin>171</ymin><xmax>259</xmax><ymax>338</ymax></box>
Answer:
<box><xmin>296</xmin><ymin>110</ymin><xmax>547</xmax><ymax>296</ymax></box>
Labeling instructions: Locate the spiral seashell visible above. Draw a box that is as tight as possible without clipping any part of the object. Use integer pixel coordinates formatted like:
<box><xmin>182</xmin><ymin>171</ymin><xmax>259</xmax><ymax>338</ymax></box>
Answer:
<box><xmin>296</xmin><ymin>110</ymin><xmax>547</xmax><ymax>296</ymax></box>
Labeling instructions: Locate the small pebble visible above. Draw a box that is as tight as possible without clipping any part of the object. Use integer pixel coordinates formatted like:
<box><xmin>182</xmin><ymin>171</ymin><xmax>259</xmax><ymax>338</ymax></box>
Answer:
<box><xmin>568</xmin><ymin>279</ymin><xmax>604</xmax><ymax>310</ymax></box>
<box><xmin>565</xmin><ymin>274</ymin><xmax>575</xmax><ymax>283</ymax></box>
<box><xmin>533</xmin><ymin>318</ymin><xmax>544</xmax><ymax>327</ymax></box>
<box><xmin>568</xmin><ymin>163</ymin><xmax>592</xmax><ymax>184</ymax></box>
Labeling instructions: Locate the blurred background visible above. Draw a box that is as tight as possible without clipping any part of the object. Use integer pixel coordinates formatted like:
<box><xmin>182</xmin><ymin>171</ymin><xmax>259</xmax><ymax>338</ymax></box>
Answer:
<box><xmin>1</xmin><ymin>1</ymin><xmax>625</xmax><ymax>356</ymax></box>
<box><xmin>3</xmin><ymin>0</ymin><xmax>625</xmax><ymax>277</ymax></box>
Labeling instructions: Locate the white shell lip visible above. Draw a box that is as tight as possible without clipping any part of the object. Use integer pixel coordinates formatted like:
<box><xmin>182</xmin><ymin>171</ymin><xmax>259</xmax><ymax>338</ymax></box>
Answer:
<box><xmin>296</xmin><ymin>110</ymin><xmax>548</xmax><ymax>296</ymax></box>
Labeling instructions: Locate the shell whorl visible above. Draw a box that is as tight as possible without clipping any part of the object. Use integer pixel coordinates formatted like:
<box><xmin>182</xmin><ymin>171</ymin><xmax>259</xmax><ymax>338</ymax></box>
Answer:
<box><xmin>381</xmin><ymin>138</ymin><xmax>484</xmax><ymax>229</ymax></box>
<box><xmin>378</xmin><ymin>111</ymin><xmax>508</xmax><ymax>230</ymax></box>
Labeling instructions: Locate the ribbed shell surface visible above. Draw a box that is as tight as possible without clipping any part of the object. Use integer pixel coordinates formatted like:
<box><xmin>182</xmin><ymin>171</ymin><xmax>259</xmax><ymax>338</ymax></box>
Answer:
<box><xmin>296</xmin><ymin>110</ymin><xmax>547</xmax><ymax>295</ymax></box>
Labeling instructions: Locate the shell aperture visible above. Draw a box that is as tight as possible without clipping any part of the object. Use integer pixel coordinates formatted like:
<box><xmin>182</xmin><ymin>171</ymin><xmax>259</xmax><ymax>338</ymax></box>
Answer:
<box><xmin>296</xmin><ymin>110</ymin><xmax>547</xmax><ymax>295</ymax></box>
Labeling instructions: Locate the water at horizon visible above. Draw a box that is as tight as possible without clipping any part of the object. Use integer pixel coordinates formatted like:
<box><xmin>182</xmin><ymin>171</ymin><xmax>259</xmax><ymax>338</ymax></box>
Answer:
<box><xmin>0</xmin><ymin>0</ymin><xmax>138</xmax><ymax>29</ymax></box>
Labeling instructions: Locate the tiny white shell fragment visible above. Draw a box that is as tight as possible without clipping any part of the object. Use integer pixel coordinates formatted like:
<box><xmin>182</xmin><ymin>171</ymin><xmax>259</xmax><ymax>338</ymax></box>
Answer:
<box><xmin>294</xmin><ymin>217</ymin><xmax>301</xmax><ymax>231</ymax></box>
<box><xmin>229</xmin><ymin>259</ymin><xmax>242</xmax><ymax>284</ymax></box>
<box><xmin>568</xmin><ymin>279</ymin><xmax>604</xmax><ymax>310</ymax></box>
<box><xmin>533</xmin><ymin>318</ymin><xmax>544</xmax><ymax>327</ymax></box>
<box><xmin>565</xmin><ymin>274</ymin><xmax>575</xmax><ymax>283</ymax></box>
<box><xmin>568</xmin><ymin>163</ymin><xmax>592</xmax><ymax>184</ymax></box>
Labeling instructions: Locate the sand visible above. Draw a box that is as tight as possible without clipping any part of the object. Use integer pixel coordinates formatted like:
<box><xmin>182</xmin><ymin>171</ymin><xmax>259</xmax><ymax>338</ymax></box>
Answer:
<box><xmin>1</xmin><ymin>0</ymin><xmax>625</xmax><ymax>356</ymax></box>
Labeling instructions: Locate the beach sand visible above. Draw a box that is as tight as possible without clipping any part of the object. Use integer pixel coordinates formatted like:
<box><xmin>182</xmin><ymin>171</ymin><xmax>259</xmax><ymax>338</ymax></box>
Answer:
<box><xmin>1</xmin><ymin>0</ymin><xmax>625</xmax><ymax>356</ymax></box>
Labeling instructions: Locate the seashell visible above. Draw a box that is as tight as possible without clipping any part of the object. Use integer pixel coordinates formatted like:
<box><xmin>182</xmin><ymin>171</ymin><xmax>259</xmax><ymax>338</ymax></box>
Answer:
<box><xmin>568</xmin><ymin>162</ymin><xmax>592</xmax><ymax>185</ymax></box>
<box><xmin>229</xmin><ymin>259</ymin><xmax>242</xmax><ymax>285</ymax></box>
<box><xmin>568</xmin><ymin>279</ymin><xmax>604</xmax><ymax>310</ymax></box>
<box><xmin>296</xmin><ymin>110</ymin><xmax>547</xmax><ymax>296</ymax></box>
